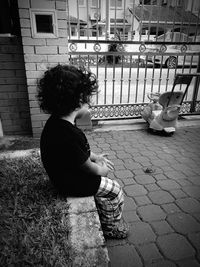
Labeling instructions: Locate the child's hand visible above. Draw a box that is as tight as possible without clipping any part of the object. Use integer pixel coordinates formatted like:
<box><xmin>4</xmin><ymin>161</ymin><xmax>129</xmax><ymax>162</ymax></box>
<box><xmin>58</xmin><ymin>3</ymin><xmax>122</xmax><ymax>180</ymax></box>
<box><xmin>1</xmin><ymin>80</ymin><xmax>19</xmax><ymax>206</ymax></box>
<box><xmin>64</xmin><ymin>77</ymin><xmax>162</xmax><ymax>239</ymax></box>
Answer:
<box><xmin>96</xmin><ymin>153</ymin><xmax>114</xmax><ymax>171</ymax></box>
<box><xmin>99</xmin><ymin>161</ymin><xmax>110</xmax><ymax>176</ymax></box>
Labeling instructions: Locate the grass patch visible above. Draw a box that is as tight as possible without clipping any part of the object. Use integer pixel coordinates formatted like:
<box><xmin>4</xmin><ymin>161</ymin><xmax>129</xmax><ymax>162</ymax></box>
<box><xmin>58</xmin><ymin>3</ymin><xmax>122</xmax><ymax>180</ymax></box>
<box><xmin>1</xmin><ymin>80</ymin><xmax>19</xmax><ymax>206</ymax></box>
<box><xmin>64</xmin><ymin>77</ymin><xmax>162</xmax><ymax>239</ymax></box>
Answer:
<box><xmin>0</xmin><ymin>152</ymin><xmax>71</xmax><ymax>266</ymax></box>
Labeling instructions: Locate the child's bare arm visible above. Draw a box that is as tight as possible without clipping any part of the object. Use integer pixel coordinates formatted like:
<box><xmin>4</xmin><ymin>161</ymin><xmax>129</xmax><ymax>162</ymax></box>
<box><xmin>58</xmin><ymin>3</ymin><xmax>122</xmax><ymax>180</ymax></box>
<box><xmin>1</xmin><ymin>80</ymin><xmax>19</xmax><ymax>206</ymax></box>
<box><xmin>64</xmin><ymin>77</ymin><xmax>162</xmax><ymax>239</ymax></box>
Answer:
<box><xmin>80</xmin><ymin>158</ymin><xmax>110</xmax><ymax>177</ymax></box>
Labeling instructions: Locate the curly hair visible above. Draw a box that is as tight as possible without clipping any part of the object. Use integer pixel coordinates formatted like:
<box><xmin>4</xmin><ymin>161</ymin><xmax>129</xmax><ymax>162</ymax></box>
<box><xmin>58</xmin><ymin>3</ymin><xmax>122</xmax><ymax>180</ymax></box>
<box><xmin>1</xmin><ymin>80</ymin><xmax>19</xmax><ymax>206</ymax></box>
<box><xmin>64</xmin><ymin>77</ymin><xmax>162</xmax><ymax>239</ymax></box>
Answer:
<box><xmin>37</xmin><ymin>64</ymin><xmax>98</xmax><ymax>116</ymax></box>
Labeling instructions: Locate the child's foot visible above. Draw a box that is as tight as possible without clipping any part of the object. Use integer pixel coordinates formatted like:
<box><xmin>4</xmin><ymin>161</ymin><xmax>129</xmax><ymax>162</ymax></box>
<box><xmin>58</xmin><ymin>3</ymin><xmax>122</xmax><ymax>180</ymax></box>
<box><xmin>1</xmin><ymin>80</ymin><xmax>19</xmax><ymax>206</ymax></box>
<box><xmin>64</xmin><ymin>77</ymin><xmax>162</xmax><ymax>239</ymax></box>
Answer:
<box><xmin>103</xmin><ymin>221</ymin><xmax>129</xmax><ymax>239</ymax></box>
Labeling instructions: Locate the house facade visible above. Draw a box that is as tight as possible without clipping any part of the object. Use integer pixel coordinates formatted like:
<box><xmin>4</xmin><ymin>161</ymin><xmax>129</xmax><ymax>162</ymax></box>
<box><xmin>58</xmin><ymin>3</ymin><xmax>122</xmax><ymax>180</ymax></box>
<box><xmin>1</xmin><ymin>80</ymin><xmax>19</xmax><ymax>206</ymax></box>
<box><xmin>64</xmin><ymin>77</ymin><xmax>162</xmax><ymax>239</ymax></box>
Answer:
<box><xmin>0</xmin><ymin>0</ymin><xmax>199</xmax><ymax>137</ymax></box>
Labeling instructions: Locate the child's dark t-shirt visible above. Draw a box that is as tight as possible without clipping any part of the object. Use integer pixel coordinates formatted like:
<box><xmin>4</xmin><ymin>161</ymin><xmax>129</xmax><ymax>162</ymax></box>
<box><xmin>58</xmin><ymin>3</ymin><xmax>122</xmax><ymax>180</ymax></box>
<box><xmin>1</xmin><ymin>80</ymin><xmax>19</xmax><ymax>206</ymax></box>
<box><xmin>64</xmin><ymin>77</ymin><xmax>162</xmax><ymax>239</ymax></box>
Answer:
<box><xmin>40</xmin><ymin>115</ymin><xmax>101</xmax><ymax>196</ymax></box>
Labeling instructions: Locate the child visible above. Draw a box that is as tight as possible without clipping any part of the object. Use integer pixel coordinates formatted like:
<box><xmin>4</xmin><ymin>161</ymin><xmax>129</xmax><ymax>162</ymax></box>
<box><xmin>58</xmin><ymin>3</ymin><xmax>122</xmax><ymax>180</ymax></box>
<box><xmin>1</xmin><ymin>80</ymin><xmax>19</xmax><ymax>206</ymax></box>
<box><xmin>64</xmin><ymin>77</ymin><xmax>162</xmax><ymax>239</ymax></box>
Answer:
<box><xmin>37</xmin><ymin>64</ymin><xmax>128</xmax><ymax>239</ymax></box>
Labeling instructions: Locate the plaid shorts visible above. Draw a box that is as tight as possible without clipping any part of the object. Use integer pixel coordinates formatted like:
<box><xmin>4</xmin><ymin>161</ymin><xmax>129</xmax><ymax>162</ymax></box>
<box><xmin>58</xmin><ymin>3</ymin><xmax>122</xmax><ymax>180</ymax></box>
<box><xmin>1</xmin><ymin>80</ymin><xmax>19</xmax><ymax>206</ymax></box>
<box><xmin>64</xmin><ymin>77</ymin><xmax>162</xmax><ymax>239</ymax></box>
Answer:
<box><xmin>95</xmin><ymin>177</ymin><xmax>124</xmax><ymax>230</ymax></box>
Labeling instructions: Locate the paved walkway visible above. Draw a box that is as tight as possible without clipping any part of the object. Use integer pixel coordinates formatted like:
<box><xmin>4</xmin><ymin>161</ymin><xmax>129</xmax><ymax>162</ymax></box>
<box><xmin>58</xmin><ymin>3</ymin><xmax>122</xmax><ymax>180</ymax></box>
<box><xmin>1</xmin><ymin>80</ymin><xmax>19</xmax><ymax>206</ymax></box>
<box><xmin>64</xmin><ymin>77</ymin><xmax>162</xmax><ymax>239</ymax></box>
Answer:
<box><xmin>87</xmin><ymin>125</ymin><xmax>200</xmax><ymax>267</ymax></box>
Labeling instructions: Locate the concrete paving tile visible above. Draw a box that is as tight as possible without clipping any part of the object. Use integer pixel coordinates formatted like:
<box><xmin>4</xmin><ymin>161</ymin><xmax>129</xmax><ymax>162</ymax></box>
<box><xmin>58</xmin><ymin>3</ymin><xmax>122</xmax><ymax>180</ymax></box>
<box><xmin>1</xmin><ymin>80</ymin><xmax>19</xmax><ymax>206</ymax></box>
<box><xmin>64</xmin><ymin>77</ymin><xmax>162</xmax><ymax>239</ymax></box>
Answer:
<box><xmin>148</xmin><ymin>190</ymin><xmax>175</xmax><ymax>204</ymax></box>
<box><xmin>107</xmin><ymin>154</ymin><xmax>117</xmax><ymax>160</ymax></box>
<box><xmin>188</xmin><ymin>232</ymin><xmax>200</xmax><ymax>252</ymax></box>
<box><xmin>140</xmin><ymin>161</ymin><xmax>153</xmax><ymax>167</ymax></box>
<box><xmin>167</xmin><ymin>213</ymin><xmax>200</xmax><ymax>234</ymax></box>
<box><xmin>137</xmin><ymin>204</ymin><xmax>166</xmax><ymax>222</ymax></box>
<box><xmin>150</xmin><ymin>159</ymin><xmax>170</xmax><ymax>167</ymax></box>
<box><xmin>137</xmin><ymin>243</ymin><xmax>163</xmax><ymax>264</ymax></box>
<box><xmin>123</xmin><ymin>158</ymin><xmax>138</xmax><ymax>165</ymax></box>
<box><xmin>161</xmin><ymin>203</ymin><xmax>182</xmax><ymax>214</ymax></box>
<box><xmin>107</xmin><ymin>244</ymin><xmax>143</xmax><ymax>267</ymax></box>
<box><xmin>134</xmin><ymin>156</ymin><xmax>151</xmax><ymax>163</ymax></box>
<box><xmin>153</xmin><ymin>174</ymin><xmax>168</xmax><ymax>180</ymax></box>
<box><xmin>146</xmin><ymin>260</ymin><xmax>176</xmax><ymax>267</ymax></box>
<box><xmin>114</xmin><ymin>169</ymin><xmax>133</xmax><ymax>179</ymax></box>
<box><xmin>124</xmin><ymin>197</ymin><xmax>137</xmax><ymax>211</ymax></box>
<box><xmin>157</xmin><ymin>233</ymin><xmax>195</xmax><ymax>261</ymax></box>
<box><xmin>135</xmin><ymin>174</ymin><xmax>156</xmax><ymax>185</ymax></box>
<box><xmin>176</xmin><ymin>198</ymin><xmax>200</xmax><ymax>213</ymax></box>
<box><xmin>157</xmin><ymin>180</ymin><xmax>181</xmax><ymax>190</ymax></box>
<box><xmin>169</xmin><ymin>189</ymin><xmax>188</xmax><ymax>199</ymax></box>
<box><xmin>123</xmin><ymin>177</ymin><xmax>136</xmax><ymax>185</ymax></box>
<box><xmin>176</xmin><ymin>179</ymin><xmax>193</xmax><ymax>186</ymax></box>
<box><xmin>114</xmin><ymin>165</ymin><xmax>126</xmax><ymax>171</ymax></box>
<box><xmin>134</xmin><ymin>195</ymin><xmax>152</xmax><ymax>206</ymax></box>
<box><xmin>177</xmin><ymin>259</ymin><xmax>200</xmax><ymax>267</ymax></box>
<box><xmin>151</xmin><ymin>221</ymin><xmax>174</xmax><ymax>235</ymax></box>
<box><xmin>165</xmin><ymin>170</ymin><xmax>187</xmax><ymax>180</ymax></box>
<box><xmin>124</xmin><ymin>163</ymin><xmax>142</xmax><ymax>171</ymax></box>
<box><xmin>145</xmin><ymin>183</ymin><xmax>161</xmax><ymax>192</ymax></box>
<box><xmin>189</xmin><ymin>176</ymin><xmax>200</xmax><ymax>186</ymax></box>
<box><xmin>128</xmin><ymin>222</ymin><xmax>156</xmax><ymax>245</ymax></box>
<box><xmin>182</xmin><ymin>185</ymin><xmax>200</xmax><ymax>199</ymax></box>
<box><xmin>123</xmin><ymin>210</ymin><xmax>141</xmax><ymax>223</ymax></box>
<box><xmin>160</xmin><ymin>166</ymin><xmax>175</xmax><ymax>173</ymax></box>
<box><xmin>116</xmin><ymin>152</ymin><xmax>132</xmax><ymax>160</ymax></box>
<box><xmin>192</xmin><ymin>213</ymin><xmax>200</xmax><ymax>223</ymax></box>
<box><xmin>112</xmin><ymin>159</ymin><xmax>124</xmax><ymax>165</ymax></box>
<box><xmin>124</xmin><ymin>184</ymin><xmax>147</xmax><ymax>197</ymax></box>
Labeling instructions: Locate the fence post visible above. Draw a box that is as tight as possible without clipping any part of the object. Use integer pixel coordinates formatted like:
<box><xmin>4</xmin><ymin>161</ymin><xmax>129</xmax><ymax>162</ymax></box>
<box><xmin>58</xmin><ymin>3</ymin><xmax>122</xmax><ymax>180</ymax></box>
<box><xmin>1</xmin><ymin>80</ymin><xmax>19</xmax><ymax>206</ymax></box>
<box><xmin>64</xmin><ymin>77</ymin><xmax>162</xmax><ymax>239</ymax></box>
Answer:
<box><xmin>190</xmin><ymin>54</ymin><xmax>200</xmax><ymax>113</ymax></box>
<box><xmin>0</xmin><ymin>116</ymin><xmax>3</xmax><ymax>137</ymax></box>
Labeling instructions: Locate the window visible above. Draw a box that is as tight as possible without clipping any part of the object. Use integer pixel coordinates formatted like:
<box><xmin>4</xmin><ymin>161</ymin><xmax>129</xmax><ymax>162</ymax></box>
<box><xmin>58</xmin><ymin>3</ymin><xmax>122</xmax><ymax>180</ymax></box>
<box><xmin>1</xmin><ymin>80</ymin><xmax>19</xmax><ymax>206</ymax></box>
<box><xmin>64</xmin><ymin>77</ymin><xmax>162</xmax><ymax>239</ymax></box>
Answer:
<box><xmin>110</xmin><ymin>0</ymin><xmax>123</xmax><ymax>8</ymax></box>
<box><xmin>91</xmin><ymin>0</ymin><xmax>100</xmax><ymax>8</ymax></box>
<box><xmin>71</xmin><ymin>26</ymin><xmax>77</xmax><ymax>36</ymax></box>
<box><xmin>30</xmin><ymin>9</ymin><xmax>58</xmax><ymax>38</ymax></box>
<box><xmin>78</xmin><ymin>0</ymin><xmax>85</xmax><ymax>7</ymax></box>
<box><xmin>35</xmin><ymin>14</ymin><xmax>53</xmax><ymax>33</ymax></box>
<box><xmin>0</xmin><ymin>0</ymin><xmax>20</xmax><ymax>36</ymax></box>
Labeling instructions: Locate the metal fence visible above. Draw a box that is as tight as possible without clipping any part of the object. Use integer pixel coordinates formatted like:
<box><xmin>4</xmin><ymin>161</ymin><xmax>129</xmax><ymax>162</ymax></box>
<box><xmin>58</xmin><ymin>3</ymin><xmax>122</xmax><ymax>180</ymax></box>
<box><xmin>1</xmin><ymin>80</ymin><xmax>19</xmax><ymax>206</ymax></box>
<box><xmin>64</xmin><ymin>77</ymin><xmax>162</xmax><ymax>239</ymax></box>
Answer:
<box><xmin>67</xmin><ymin>0</ymin><xmax>200</xmax><ymax>120</ymax></box>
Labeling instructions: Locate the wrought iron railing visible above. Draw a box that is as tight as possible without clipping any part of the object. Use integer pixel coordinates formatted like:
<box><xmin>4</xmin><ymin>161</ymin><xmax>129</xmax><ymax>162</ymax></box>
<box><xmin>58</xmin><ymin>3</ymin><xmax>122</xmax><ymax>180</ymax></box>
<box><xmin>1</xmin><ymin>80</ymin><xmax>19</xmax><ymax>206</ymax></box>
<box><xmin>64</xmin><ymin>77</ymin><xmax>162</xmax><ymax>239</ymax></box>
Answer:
<box><xmin>67</xmin><ymin>0</ymin><xmax>200</xmax><ymax>120</ymax></box>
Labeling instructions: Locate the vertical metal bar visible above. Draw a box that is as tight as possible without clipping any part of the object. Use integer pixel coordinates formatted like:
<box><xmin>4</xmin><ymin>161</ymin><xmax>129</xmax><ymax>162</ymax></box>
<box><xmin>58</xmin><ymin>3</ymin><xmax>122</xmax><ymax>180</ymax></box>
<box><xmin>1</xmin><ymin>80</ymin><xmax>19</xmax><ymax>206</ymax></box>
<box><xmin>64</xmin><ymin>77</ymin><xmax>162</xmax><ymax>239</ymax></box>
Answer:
<box><xmin>127</xmin><ymin>55</ymin><xmax>132</xmax><ymax>103</ymax></box>
<box><xmin>165</xmin><ymin>67</ymin><xmax>170</xmax><ymax>92</ymax></box>
<box><xmin>120</xmin><ymin>53</ymin><xmax>124</xmax><ymax>103</ymax></box>
<box><xmin>123</xmin><ymin>0</ymin><xmax>126</xmax><ymax>41</ymax></box>
<box><xmin>139</xmin><ymin>0</ymin><xmax>144</xmax><ymax>42</ymax></box>
<box><xmin>147</xmin><ymin>0</ymin><xmax>153</xmax><ymax>41</ymax></box>
<box><xmin>106</xmin><ymin>0</ymin><xmax>110</xmax><ymax>40</ymax></box>
<box><xmin>84</xmin><ymin>0</ymin><xmax>89</xmax><ymax>52</ymax></box>
<box><xmin>135</xmin><ymin>55</ymin><xmax>140</xmax><ymax>102</ymax></box>
<box><xmin>96</xmin><ymin>52</ymin><xmax>99</xmax><ymax>104</ymax></box>
<box><xmin>76</xmin><ymin>0</ymin><xmax>80</xmax><ymax>39</ymax></box>
<box><xmin>113</xmin><ymin>0</ymin><xmax>117</xmax><ymax>38</ymax></box>
<box><xmin>96</xmin><ymin>0</ymin><xmax>99</xmax><ymax>40</ymax></box>
<box><xmin>130</xmin><ymin>0</ymin><xmax>135</xmax><ymax>41</ymax></box>
<box><xmin>155</xmin><ymin>0</ymin><xmax>161</xmax><ymax>42</ymax></box>
<box><xmin>193</xmin><ymin>5</ymin><xmax>200</xmax><ymax>42</ymax></box>
<box><xmin>104</xmin><ymin>52</ymin><xmax>108</xmax><ymax>104</ymax></box>
<box><xmin>179</xmin><ymin>0</ymin><xmax>186</xmax><ymax>42</ymax></box>
<box><xmin>86</xmin><ymin>0</ymin><xmax>89</xmax><ymax>41</ymax></box>
<box><xmin>66</xmin><ymin>0</ymin><xmax>71</xmax><ymax>39</ymax></box>
<box><xmin>143</xmin><ymin>54</ymin><xmax>148</xmax><ymax>102</ymax></box>
<box><xmin>180</xmin><ymin>54</ymin><xmax>187</xmax><ymax>93</ymax></box>
<box><xmin>158</xmin><ymin>55</ymin><xmax>164</xmax><ymax>93</ymax></box>
<box><xmin>171</xmin><ymin>0</ymin><xmax>178</xmax><ymax>42</ymax></box>
<box><xmin>186</xmin><ymin>0</ymin><xmax>195</xmax><ymax>42</ymax></box>
<box><xmin>151</xmin><ymin>55</ymin><xmax>155</xmax><ymax>93</ymax></box>
<box><xmin>112</xmin><ymin>55</ymin><xmax>116</xmax><ymax>104</ymax></box>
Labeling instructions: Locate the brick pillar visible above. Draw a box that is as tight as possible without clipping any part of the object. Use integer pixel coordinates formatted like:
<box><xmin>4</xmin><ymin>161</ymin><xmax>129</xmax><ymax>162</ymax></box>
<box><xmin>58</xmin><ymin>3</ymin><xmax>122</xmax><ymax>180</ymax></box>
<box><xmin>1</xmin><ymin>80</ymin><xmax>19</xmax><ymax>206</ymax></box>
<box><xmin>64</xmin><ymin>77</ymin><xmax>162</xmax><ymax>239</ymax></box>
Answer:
<box><xmin>18</xmin><ymin>0</ymin><xmax>69</xmax><ymax>137</ymax></box>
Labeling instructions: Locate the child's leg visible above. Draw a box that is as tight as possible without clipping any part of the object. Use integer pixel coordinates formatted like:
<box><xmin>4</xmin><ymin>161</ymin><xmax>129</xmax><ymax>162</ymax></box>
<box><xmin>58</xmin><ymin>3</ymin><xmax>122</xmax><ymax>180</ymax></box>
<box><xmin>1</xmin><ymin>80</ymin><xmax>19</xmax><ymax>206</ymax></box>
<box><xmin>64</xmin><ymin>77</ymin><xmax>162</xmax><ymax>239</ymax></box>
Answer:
<box><xmin>95</xmin><ymin>177</ymin><xmax>128</xmax><ymax>238</ymax></box>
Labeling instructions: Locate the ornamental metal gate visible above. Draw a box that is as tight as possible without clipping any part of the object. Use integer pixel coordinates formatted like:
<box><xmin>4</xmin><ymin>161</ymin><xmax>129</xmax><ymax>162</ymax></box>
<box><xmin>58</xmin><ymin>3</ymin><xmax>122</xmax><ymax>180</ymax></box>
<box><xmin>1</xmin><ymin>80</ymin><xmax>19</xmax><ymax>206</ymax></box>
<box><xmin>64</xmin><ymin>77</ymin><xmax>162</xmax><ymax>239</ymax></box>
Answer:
<box><xmin>67</xmin><ymin>0</ymin><xmax>200</xmax><ymax>121</ymax></box>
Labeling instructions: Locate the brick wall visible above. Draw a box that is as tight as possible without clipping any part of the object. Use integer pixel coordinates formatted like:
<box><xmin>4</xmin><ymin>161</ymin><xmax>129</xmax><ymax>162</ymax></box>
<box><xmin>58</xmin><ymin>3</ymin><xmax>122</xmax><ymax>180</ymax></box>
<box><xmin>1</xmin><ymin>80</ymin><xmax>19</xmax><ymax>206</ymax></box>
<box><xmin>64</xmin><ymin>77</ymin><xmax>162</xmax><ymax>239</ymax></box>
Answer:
<box><xmin>0</xmin><ymin>37</ymin><xmax>32</xmax><ymax>136</ymax></box>
<box><xmin>18</xmin><ymin>0</ymin><xmax>69</xmax><ymax>138</ymax></box>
